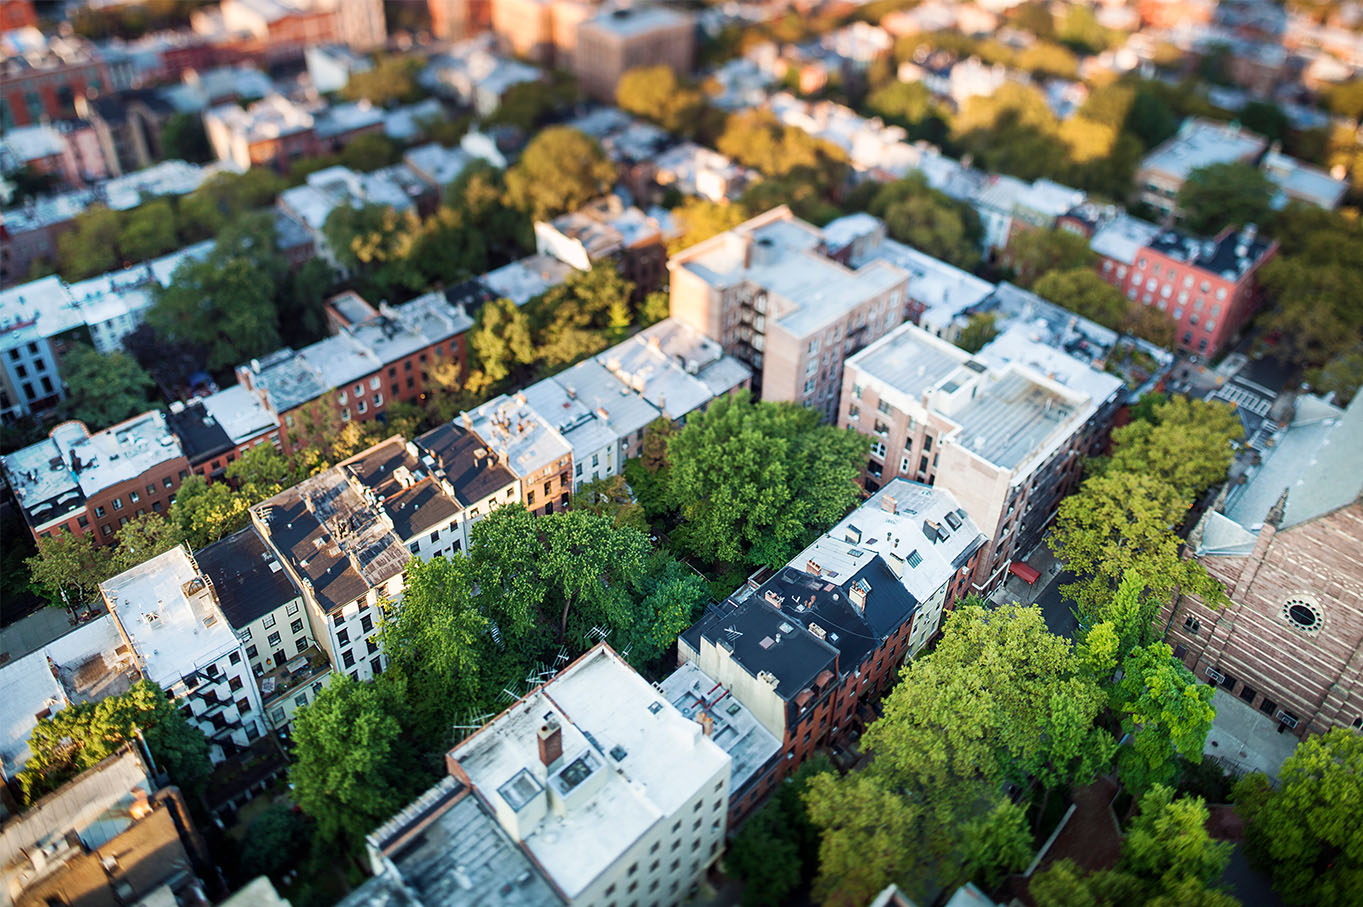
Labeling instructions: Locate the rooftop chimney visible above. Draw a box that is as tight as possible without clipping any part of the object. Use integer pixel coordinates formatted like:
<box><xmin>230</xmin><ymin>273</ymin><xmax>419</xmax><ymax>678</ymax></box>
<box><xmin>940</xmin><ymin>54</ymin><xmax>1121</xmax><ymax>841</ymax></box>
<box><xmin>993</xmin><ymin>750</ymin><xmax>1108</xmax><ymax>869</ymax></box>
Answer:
<box><xmin>537</xmin><ymin>716</ymin><xmax>562</xmax><ymax>767</ymax></box>
<box><xmin>697</xmin><ymin>710</ymin><xmax>714</xmax><ymax>737</ymax></box>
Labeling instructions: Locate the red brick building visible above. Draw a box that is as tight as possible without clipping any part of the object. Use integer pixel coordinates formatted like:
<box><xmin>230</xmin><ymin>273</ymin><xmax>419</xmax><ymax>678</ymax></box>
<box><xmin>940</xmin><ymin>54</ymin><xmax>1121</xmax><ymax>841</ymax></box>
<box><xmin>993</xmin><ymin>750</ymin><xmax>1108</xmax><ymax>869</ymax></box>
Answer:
<box><xmin>1</xmin><ymin>43</ymin><xmax>111</xmax><ymax>129</ymax></box>
<box><xmin>1</xmin><ymin>413</ymin><xmax>190</xmax><ymax>547</ymax></box>
<box><xmin>1163</xmin><ymin>394</ymin><xmax>1363</xmax><ymax>737</ymax></box>
<box><xmin>1095</xmin><ymin>224</ymin><xmax>1276</xmax><ymax>359</ymax></box>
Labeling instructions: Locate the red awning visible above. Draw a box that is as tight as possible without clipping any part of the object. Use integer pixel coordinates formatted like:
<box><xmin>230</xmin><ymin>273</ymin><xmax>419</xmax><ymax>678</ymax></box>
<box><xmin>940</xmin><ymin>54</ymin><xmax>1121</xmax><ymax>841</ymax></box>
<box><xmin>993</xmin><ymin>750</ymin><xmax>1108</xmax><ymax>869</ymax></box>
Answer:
<box><xmin>1009</xmin><ymin>561</ymin><xmax>1041</xmax><ymax>584</ymax></box>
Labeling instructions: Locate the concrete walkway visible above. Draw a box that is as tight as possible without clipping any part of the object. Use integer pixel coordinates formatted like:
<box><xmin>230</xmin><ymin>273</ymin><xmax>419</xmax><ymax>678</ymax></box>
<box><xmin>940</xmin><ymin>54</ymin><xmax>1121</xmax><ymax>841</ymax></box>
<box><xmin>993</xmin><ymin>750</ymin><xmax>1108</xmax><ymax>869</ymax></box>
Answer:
<box><xmin>1204</xmin><ymin>688</ymin><xmax>1301</xmax><ymax>781</ymax></box>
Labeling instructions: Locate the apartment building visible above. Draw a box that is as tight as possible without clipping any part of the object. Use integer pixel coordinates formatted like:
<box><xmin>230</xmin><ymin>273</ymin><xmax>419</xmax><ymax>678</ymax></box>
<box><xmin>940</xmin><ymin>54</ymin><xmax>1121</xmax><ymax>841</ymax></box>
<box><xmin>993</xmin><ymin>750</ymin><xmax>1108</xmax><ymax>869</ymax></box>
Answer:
<box><xmin>1136</xmin><ymin>118</ymin><xmax>1268</xmax><ymax>216</ymax></box>
<box><xmin>840</xmin><ymin>319</ymin><xmax>1122</xmax><ymax>593</ymax></box>
<box><xmin>212</xmin><ymin>0</ymin><xmax>386</xmax><ymax>59</ymax></box>
<box><xmin>411</xmin><ymin>421</ymin><xmax>522</xmax><ymax>546</ymax></box>
<box><xmin>3</xmin><ymin>413</ymin><xmax>191</xmax><ymax>547</ymax></box>
<box><xmin>278</xmin><ymin>165</ymin><xmax>425</xmax><ymax>270</ymax></box>
<box><xmin>165</xmin><ymin>385</ymin><xmax>282</xmax><ymax>480</ymax></box>
<box><xmin>442</xmin><ymin>644</ymin><xmax>730</xmax><ymax>905</ymax></box>
<box><xmin>204</xmin><ymin>95</ymin><xmax>320</xmax><ymax>171</ymax></box>
<box><xmin>535</xmin><ymin>195</ymin><xmax>673</xmax><ymax>296</ymax></box>
<box><xmin>195</xmin><ymin>526</ymin><xmax>332</xmax><ymax>734</ymax></box>
<box><xmin>0</xmin><ymin>33</ymin><xmax>110</xmax><ymax>128</ymax></box>
<box><xmin>236</xmin><ymin>291</ymin><xmax>472</xmax><ymax>452</ymax></box>
<box><xmin>1164</xmin><ymin>394</ymin><xmax>1363</xmax><ymax>738</ymax></box>
<box><xmin>973</xmin><ymin>175</ymin><xmax>1086</xmax><ymax>253</ymax></box>
<box><xmin>491</xmin><ymin>0</ymin><xmax>596</xmax><ymax>66</ymax></box>
<box><xmin>573</xmin><ymin>5</ymin><xmax>697</xmax><ymax>101</ymax></box>
<box><xmin>102</xmin><ymin>545</ymin><xmax>267</xmax><ymax>761</ymax></box>
<box><xmin>520</xmin><ymin>318</ymin><xmax>751</xmax><ymax>490</ymax></box>
<box><xmin>429</xmin><ymin>0</ymin><xmax>494</xmax><ymax>41</ymax></box>
<box><xmin>668</xmin><ymin>207</ymin><xmax>911</xmax><ymax>422</ymax></box>
<box><xmin>464</xmin><ymin>394</ymin><xmax>573</xmax><ymax>515</ymax></box>
<box><xmin>677</xmin><ymin>539</ymin><xmax>937</xmax><ymax>814</ymax></box>
<box><xmin>1093</xmin><ymin>222</ymin><xmax>1276</xmax><ymax>358</ymax></box>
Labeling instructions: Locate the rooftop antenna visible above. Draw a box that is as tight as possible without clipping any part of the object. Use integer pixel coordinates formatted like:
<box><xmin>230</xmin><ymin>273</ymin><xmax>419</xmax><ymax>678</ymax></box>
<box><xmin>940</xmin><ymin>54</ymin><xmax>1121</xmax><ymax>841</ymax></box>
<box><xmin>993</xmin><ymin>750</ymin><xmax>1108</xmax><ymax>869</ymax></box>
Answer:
<box><xmin>554</xmin><ymin>645</ymin><xmax>570</xmax><ymax>666</ymax></box>
<box><xmin>588</xmin><ymin>625</ymin><xmax>611</xmax><ymax>643</ymax></box>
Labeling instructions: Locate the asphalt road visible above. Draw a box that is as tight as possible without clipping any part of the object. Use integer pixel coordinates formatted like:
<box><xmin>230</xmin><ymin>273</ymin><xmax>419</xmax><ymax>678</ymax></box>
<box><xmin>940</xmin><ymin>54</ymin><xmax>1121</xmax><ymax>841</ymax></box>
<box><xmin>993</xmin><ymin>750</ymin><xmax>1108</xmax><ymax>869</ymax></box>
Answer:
<box><xmin>1034</xmin><ymin>569</ymin><xmax>1080</xmax><ymax>639</ymax></box>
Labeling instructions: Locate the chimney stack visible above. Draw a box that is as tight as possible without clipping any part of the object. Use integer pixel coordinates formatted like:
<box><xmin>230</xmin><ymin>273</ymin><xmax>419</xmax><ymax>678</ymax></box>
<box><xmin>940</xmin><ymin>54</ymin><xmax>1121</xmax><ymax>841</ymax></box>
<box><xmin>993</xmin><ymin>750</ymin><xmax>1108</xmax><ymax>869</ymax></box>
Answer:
<box><xmin>537</xmin><ymin>716</ymin><xmax>563</xmax><ymax>767</ymax></box>
<box><xmin>698</xmin><ymin>710</ymin><xmax>714</xmax><ymax>737</ymax></box>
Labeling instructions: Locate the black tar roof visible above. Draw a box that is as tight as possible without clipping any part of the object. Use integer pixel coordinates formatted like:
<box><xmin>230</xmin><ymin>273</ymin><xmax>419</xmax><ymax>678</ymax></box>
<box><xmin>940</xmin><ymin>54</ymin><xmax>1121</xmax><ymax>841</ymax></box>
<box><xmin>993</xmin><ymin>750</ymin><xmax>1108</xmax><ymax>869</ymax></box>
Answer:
<box><xmin>684</xmin><ymin>595</ymin><xmax>837</xmax><ymax>703</ymax></box>
<box><xmin>1147</xmin><ymin>227</ymin><xmax>1272</xmax><ymax>280</ymax></box>
<box><xmin>414</xmin><ymin>422</ymin><xmax>516</xmax><ymax>508</ymax></box>
<box><xmin>343</xmin><ymin>438</ymin><xmax>461</xmax><ymax>540</ymax></box>
<box><xmin>255</xmin><ymin>491</ymin><xmax>370</xmax><ymax>614</ymax></box>
<box><xmin>164</xmin><ymin>401</ymin><xmax>234</xmax><ymax>467</ymax></box>
<box><xmin>195</xmin><ymin>526</ymin><xmax>301</xmax><ymax>630</ymax></box>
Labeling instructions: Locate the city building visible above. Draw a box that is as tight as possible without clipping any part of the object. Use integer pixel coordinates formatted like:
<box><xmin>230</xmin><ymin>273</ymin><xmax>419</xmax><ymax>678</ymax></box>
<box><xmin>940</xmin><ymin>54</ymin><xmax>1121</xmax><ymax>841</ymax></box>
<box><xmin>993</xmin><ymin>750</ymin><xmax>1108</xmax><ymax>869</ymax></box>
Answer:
<box><xmin>0</xmin><ymin>747</ymin><xmax>210</xmax><ymax>907</ymax></box>
<box><xmin>573</xmin><ymin>5</ymin><xmax>697</xmax><ymax>101</ymax></box>
<box><xmin>421</xmin><ymin>34</ymin><xmax>542</xmax><ymax>116</ymax></box>
<box><xmin>840</xmin><ymin>318</ymin><xmax>1123</xmax><ymax>592</ymax></box>
<box><xmin>3</xmin><ymin>413</ymin><xmax>191</xmax><ymax>547</ymax></box>
<box><xmin>412</xmin><ymin>420</ymin><xmax>522</xmax><ymax>543</ymax></box>
<box><xmin>490</xmin><ymin>0</ymin><xmax>596</xmax><ymax>68</ymax></box>
<box><xmin>102</xmin><ymin>545</ymin><xmax>267</xmax><ymax>760</ymax></box>
<box><xmin>235</xmin><ymin>291</ymin><xmax>472</xmax><ymax>452</ymax></box>
<box><xmin>340</xmin><ymin>775</ymin><xmax>561</xmax><ymax>906</ymax></box>
<box><xmin>204</xmin><ymin>94</ymin><xmax>320</xmax><ymax>171</ymax></box>
<box><xmin>1136</xmin><ymin>118</ymin><xmax>1268</xmax><ymax>216</ymax></box>
<box><xmin>668</xmin><ymin>206</ymin><xmax>910</xmax><ymax>421</ymax></box>
<box><xmin>535</xmin><ymin>196</ymin><xmax>673</xmax><ymax>296</ymax></box>
<box><xmin>651</xmin><ymin>142</ymin><xmax>755</xmax><ymax>203</ymax></box>
<box><xmin>1095</xmin><ymin>224</ymin><xmax>1276</xmax><ymax>358</ymax></box>
<box><xmin>278</xmin><ymin>165</ymin><xmax>426</xmax><ymax>269</ymax></box>
<box><xmin>481</xmin><ymin>254</ymin><xmax>577</xmax><ymax>306</ymax></box>
<box><xmin>463</xmin><ymin>394</ymin><xmax>574</xmax><ymax>515</ymax></box>
<box><xmin>1</xmin><ymin>189</ymin><xmax>93</xmax><ymax>289</ymax></box>
<box><xmin>208</xmin><ymin>0</ymin><xmax>385</xmax><ymax>60</ymax></box>
<box><xmin>973</xmin><ymin>175</ymin><xmax>1086</xmax><ymax>253</ymax></box>
<box><xmin>0</xmin><ymin>32</ymin><xmax>111</xmax><ymax>128</ymax></box>
<box><xmin>429</xmin><ymin>0</ymin><xmax>495</xmax><ymax>41</ymax></box>
<box><xmin>443</xmin><ymin>643</ymin><xmax>730</xmax><ymax>905</ymax></box>
<box><xmin>165</xmin><ymin>385</ymin><xmax>282</xmax><ymax>480</ymax></box>
<box><xmin>1164</xmin><ymin>393</ymin><xmax>1363</xmax><ymax>738</ymax></box>
<box><xmin>195</xmin><ymin>526</ymin><xmax>331</xmax><ymax>734</ymax></box>
<box><xmin>0</xmin><ymin>615</ymin><xmax>138</xmax><ymax>781</ymax></box>
<box><xmin>73</xmin><ymin>90</ymin><xmax>176</xmax><ymax>177</ymax></box>
<box><xmin>305</xmin><ymin>43</ymin><xmax>372</xmax><ymax>93</ymax></box>
<box><xmin>677</xmin><ymin>526</ymin><xmax>935</xmax><ymax>808</ymax></box>
<box><xmin>0</xmin><ymin>123</ymin><xmax>80</xmax><ymax>187</ymax></box>
<box><xmin>1261</xmin><ymin>146</ymin><xmax>1349</xmax><ymax>210</ymax></box>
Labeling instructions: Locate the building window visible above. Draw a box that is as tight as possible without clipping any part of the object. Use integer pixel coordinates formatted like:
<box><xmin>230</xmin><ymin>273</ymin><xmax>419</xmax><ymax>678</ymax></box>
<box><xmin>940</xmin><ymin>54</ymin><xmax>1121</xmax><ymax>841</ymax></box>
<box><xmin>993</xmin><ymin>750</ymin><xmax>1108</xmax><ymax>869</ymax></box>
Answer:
<box><xmin>267</xmin><ymin>632</ymin><xmax>281</xmax><ymax>646</ymax></box>
<box><xmin>1283</xmin><ymin>597</ymin><xmax>1323</xmax><ymax>633</ymax></box>
<box><xmin>287</xmin><ymin>602</ymin><xmax>299</xmax><ymax>616</ymax></box>
<box><xmin>95</xmin><ymin>506</ymin><xmax>106</xmax><ymax>518</ymax></box>
<box><xmin>291</xmin><ymin>618</ymin><xmax>304</xmax><ymax>634</ymax></box>
<box><xmin>164</xmin><ymin>476</ymin><xmax>174</xmax><ymax>488</ymax></box>
<box><xmin>1184</xmin><ymin>615</ymin><xmax>1200</xmax><ymax>634</ymax></box>
<box><xmin>129</xmin><ymin>490</ymin><xmax>139</xmax><ymax>503</ymax></box>
<box><xmin>338</xmin><ymin>628</ymin><xmax>350</xmax><ymax>646</ymax></box>
<box><xmin>343</xmin><ymin>650</ymin><xmax>356</xmax><ymax>668</ymax></box>
<box><xmin>361</xmin><ymin>614</ymin><xmax>373</xmax><ymax>633</ymax></box>
<box><xmin>246</xmin><ymin>645</ymin><xmax>259</xmax><ymax>659</ymax></box>
<box><xmin>112</xmin><ymin>498</ymin><xmax>123</xmax><ymax>510</ymax></box>
<box><xmin>264</xmin><ymin>615</ymin><xmax>276</xmax><ymax>629</ymax></box>
<box><xmin>229</xmin><ymin>676</ymin><xmax>244</xmax><ymax>692</ymax></box>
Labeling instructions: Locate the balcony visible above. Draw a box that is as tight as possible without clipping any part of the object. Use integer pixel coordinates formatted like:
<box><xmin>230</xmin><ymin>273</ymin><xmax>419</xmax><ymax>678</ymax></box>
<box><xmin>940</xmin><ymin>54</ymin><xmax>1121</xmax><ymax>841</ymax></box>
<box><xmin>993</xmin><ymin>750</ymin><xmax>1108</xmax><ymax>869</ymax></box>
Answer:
<box><xmin>259</xmin><ymin>646</ymin><xmax>332</xmax><ymax>708</ymax></box>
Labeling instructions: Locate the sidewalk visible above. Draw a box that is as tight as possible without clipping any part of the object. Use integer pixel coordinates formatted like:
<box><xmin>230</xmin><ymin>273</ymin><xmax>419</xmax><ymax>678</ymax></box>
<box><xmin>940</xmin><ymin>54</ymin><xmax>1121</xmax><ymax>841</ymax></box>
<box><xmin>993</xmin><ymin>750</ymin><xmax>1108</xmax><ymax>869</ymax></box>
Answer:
<box><xmin>989</xmin><ymin>542</ymin><xmax>1064</xmax><ymax>608</ymax></box>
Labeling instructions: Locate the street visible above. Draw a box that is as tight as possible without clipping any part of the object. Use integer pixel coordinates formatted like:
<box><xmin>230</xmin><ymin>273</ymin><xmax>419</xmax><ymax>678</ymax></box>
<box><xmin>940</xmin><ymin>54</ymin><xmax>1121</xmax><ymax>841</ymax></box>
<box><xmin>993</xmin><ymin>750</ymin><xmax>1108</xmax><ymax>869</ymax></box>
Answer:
<box><xmin>1034</xmin><ymin>569</ymin><xmax>1079</xmax><ymax>640</ymax></box>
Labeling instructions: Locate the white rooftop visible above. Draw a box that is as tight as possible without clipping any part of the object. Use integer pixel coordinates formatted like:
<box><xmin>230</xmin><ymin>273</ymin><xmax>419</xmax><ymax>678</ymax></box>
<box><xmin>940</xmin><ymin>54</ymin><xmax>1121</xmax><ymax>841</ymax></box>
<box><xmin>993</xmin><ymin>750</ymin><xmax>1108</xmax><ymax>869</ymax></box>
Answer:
<box><xmin>659</xmin><ymin>661</ymin><xmax>781</xmax><ymax>796</ymax></box>
<box><xmin>450</xmin><ymin>646</ymin><xmax>729</xmax><ymax>900</ymax></box>
<box><xmin>1141</xmin><ymin>117</ymin><xmax>1268</xmax><ymax>181</ymax></box>
<box><xmin>482</xmin><ymin>255</ymin><xmax>575</xmax><ymax>306</ymax></box>
<box><xmin>466</xmin><ymin>393</ymin><xmax>572</xmax><ymax>478</ymax></box>
<box><xmin>103</xmin><ymin>160</ymin><xmax>207</xmax><ymax>210</ymax></box>
<box><xmin>1089</xmin><ymin>213</ymin><xmax>1161</xmax><ymax>265</ymax></box>
<box><xmin>200</xmin><ymin>383</ymin><xmax>276</xmax><ymax>445</ymax></box>
<box><xmin>206</xmin><ymin>94</ymin><xmax>313</xmax><ymax>144</ymax></box>
<box><xmin>102</xmin><ymin>545</ymin><xmax>241</xmax><ymax>687</ymax></box>
<box><xmin>2</xmin><ymin>124</ymin><xmax>65</xmax><ymax>163</ymax></box>
<box><xmin>1262</xmin><ymin>149</ymin><xmax>1348</xmax><ymax>210</ymax></box>
<box><xmin>403</xmin><ymin>142</ymin><xmax>473</xmax><ymax>188</ymax></box>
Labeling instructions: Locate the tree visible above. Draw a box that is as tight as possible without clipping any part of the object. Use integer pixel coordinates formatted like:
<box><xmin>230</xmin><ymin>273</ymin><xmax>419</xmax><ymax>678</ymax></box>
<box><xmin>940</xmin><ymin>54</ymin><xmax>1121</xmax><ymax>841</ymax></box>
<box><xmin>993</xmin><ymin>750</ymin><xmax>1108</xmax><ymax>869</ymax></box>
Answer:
<box><xmin>869</xmin><ymin>172</ymin><xmax>983</xmax><ymax>269</ymax></box>
<box><xmin>959</xmin><ymin>799</ymin><xmax>1034</xmax><ymax>889</ymax></box>
<box><xmin>177</xmin><ymin>169</ymin><xmax>285</xmax><ymax>241</ymax></box>
<box><xmin>569</xmin><ymin>474</ymin><xmax>647</xmax><ymax>532</ymax></box>
<box><xmin>168</xmin><ymin>476</ymin><xmax>251</xmax><ymax>550</ymax></box>
<box><xmin>1123</xmin><ymin>302</ymin><xmax>1177</xmax><ymax>347</ymax></box>
<box><xmin>340</xmin><ymin>55</ymin><xmax>424</xmax><ymax>106</ymax></box>
<box><xmin>663</xmin><ymin>391</ymin><xmax>867</xmax><ymax>569</ymax></box>
<box><xmin>160</xmin><ymin>112</ymin><xmax>211</xmax><ymax>163</ymax></box>
<box><xmin>489</xmin><ymin>74</ymin><xmax>579</xmax><ymax>133</ymax></box>
<box><xmin>56</xmin><ymin>206</ymin><xmax>122</xmax><ymax>279</ymax></box>
<box><xmin>1311</xmin><ymin>344</ymin><xmax>1363</xmax><ymax>404</ymax></box>
<box><xmin>322</xmin><ymin>202</ymin><xmax>426</xmax><ymax>296</ymax></box>
<box><xmin>1113</xmin><ymin>643</ymin><xmax>1216</xmax><ymax>792</ymax></box>
<box><xmin>238</xmin><ymin>803</ymin><xmax>311</xmax><ymax>881</ymax></box>
<box><xmin>1234</xmin><ymin>729</ymin><xmax>1363</xmax><ymax>906</ymax></box>
<box><xmin>290</xmin><ymin>674</ymin><xmax>427</xmax><ymax>849</ymax></box>
<box><xmin>1326</xmin><ymin>79</ymin><xmax>1363</xmax><ymax>121</ymax></box>
<box><xmin>149</xmin><ymin>212</ymin><xmax>286</xmax><ymax>370</ymax></box>
<box><xmin>1033</xmin><ymin>268</ymin><xmax>1128</xmax><ymax>330</ymax></box>
<box><xmin>1106</xmin><ymin>396</ymin><xmax>1241</xmax><ymax>501</ymax></box>
<box><xmin>718</xmin><ymin>110</ymin><xmax>847</xmax><ymax>181</ymax></box>
<box><xmin>504</xmin><ymin>127</ymin><xmax>616</xmax><ymax>221</ymax></box>
<box><xmin>1239</xmin><ymin>101</ymin><xmax>1288</xmax><ymax>143</ymax></box>
<box><xmin>57</xmin><ymin>344</ymin><xmax>154</xmax><ymax>429</ymax></box>
<box><xmin>108</xmin><ymin>513</ymin><xmax>185</xmax><ymax>576</ymax></box>
<box><xmin>527</xmin><ymin>262</ymin><xmax>635</xmax><ymax>371</ymax></box>
<box><xmin>25</xmin><ymin>528</ymin><xmax>113</xmax><ymax>612</ymax></box>
<box><xmin>120</xmin><ymin>198</ymin><xmax>178</xmax><ymax>262</ymax></box>
<box><xmin>337</xmin><ymin>132</ymin><xmax>402</xmax><ymax>172</ymax></box>
<box><xmin>669</xmin><ymin>198</ymin><xmax>751</xmax><ymax>254</ymax></box>
<box><xmin>727</xmin><ymin>755</ymin><xmax>831</xmax><ymax>906</ymax></box>
<box><xmin>866</xmin><ymin>80</ymin><xmax>942</xmax><ymax>136</ymax></box>
<box><xmin>956</xmin><ymin>312</ymin><xmax>998</xmax><ymax>354</ymax></box>
<box><xmin>17</xmin><ymin>680</ymin><xmax>210</xmax><ymax>804</ymax></box>
<box><xmin>468</xmin><ymin>296</ymin><xmax>534</xmax><ymax>388</ymax></box>
<box><xmin>1048</xmin><ymin>470</ymin><xmax>1226</xmax><ymax>625</ymax></box>
<box><xmin>617</xmin><ymin>65</ymin><xmax>709</xmax><ymax>136</ymax></box>
<box><xmin>1125</xmin><ymin>88</ymin><xmax>1179</xmax><ymax>149</ymax></box>
<box><xmin>1176</xmin><ymin>162</ymin><xmax>1274</xmax><ymax>235</ymax></box>
<box><xmin>1017</xmin><ymin>41</ymin><xmax>1080</xmax><ymax>79</ymax></box>
<box><xmin>1007</xmin><ymin>228</ymin><xmax>1096</xmax><ymax>288</ymax></box>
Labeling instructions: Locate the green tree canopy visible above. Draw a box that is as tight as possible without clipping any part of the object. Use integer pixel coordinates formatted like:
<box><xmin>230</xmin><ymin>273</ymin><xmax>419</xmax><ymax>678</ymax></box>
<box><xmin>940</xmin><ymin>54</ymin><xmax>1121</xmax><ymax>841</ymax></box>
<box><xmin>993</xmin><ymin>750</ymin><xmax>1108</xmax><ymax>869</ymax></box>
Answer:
<box><xmin>160</xmin><ymin>112</ymin><xmax>211</xmax><ymax>163</ymax></box>
<box><xmin>57</xmin><ymin>344</ymin><xmax>154</xmax><ymax>429</ymax></box>
<box><xmin>25</xmin><ymin>527</ymin><xmax>113</xmax><ymax>611</ymax></box>
<box><xmin>340</xmin><ymin>55</ymin><xmax>424</xmax><ymax>106</ymax></box>
<box><xmin>17</xmin><ymin>679</ymin><xmax>211</xmax><ymax>804</ymax></box>
<box><xmin>1106</xmin><ymin>396</ymin><xmax>1241</xmax><ymax>500</ymax></box>
<box><xmin>1007</xmin><ymin>228</ymin><xmax>1097</xmax><ymax>288</ymax></box>
<box><xmin>868</xmin><ymin>172</ymin><xmax>983</xmax><ymax>269</ymax></box>
<box><xmin>504</xmin><ymin>127</ymin><xmax>616</xmax><ymax>221</ymax></box>
<box><xmin>1234</xmin><ymin>729</ymin><xmax>1363</xmax><ymax>906</ymax></box>
<box><xmin>718</xmin><ymin>109</ymin><xmax>848</xmax><ymax>181</ymax></box>
<box><xmin>616</xmin><ymin>65</ymin><xmax>710</xmax><ymax>136</ymax></box>
<box><xmin>1176</xmin><ymin>162</ymin><xmax>1274</xmax><ymax>235</ymax></box>
<box><xmin>290</xmin><ymin>674</ymin><xmax>427</xmax><ymax>849</ymax></box>
<box><xmin>488</xmin><ymin>74</ymin><xmax>579</xmax><ymax>133</ymax></box>
<box><xmin>1033</xmin><ymin>267</ymin><xmax>1128</xmax><ymax>330</ymax></box>
<box><xmin>148</xmin><ymin>211</ymin><xmax>286</xmax><ymax>371</ymax></box>
<box><xmin>956</xmin><ymin>312</ymin><xmax>998</xmax><ymax>354</ymax></box>
<box><xmin>668</xmin><ymin>197</ymin><xmax>751</xmax><ymax>254</ymax></box>
<box><xmin>56</xmin><ymin>206</ymin><xmax>123</xmax><ymax>279</ymax></box>
<box><xmin>1113</xmin><ymin>642</ymin><xmax>1216</xmax><ymax>792</ymax></box>
<box><xmin>728</xmin><ymin>756</ymin><xmax>832</xmax><ymax>906</ymax></box>
<box><xmin>120</xmin><ymin>198</ymin><xmax>179</xmax><ymax>262</ymax></box>
<box><xmin>663</xmin><ymin>390</ymin><xmax>867</xmax><ymax>569</ymax></box>
<box><xmin>177</xmin><ymin>169</ymin><xmax>286</xmax><ymax>241</ymax></box>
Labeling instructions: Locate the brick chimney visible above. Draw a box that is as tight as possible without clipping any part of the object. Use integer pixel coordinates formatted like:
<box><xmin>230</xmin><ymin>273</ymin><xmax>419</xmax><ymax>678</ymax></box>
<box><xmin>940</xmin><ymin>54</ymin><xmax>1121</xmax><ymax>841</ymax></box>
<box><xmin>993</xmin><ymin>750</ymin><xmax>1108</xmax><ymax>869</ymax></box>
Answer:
<box><xmin>537</xmin><ymin>716</ymin><xmax>563</xmax><ymax>766</ymax></box>
<box><xmin>697</xmin><ymin>710</ymin><xmax>714</xmax><ymax>737</ymax></box>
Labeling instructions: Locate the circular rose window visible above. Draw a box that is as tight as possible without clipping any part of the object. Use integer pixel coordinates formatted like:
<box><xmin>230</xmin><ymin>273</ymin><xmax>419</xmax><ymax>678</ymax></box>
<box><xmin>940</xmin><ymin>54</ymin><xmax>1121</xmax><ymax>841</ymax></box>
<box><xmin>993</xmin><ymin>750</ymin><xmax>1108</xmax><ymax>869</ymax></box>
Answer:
<box><xmin>1283</xmin><ymin>597</ymin><xmax>1323</xmax><ymax>633</ymax></box>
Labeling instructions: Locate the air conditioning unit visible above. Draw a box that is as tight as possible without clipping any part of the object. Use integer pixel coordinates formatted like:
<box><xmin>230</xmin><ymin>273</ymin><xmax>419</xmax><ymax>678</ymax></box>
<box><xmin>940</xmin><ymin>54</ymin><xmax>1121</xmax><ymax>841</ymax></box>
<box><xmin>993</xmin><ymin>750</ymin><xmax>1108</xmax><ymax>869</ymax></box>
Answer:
<box><xmin>1276</xmin><ymin>711</ymin><xmax>1299</xmax><ymax>729</ymax></box>
<box><xmin>1204</xmin><ymin>667</ymin><xmax>1226</xmax><ymax>684</ymax></box>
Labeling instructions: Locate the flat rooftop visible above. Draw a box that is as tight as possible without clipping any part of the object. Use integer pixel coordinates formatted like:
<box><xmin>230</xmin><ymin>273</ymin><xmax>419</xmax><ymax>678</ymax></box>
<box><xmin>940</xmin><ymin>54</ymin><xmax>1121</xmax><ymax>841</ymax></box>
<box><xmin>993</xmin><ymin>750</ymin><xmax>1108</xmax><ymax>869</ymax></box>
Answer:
<box><xmin>17</xmin><ymin>412</ymin><xmax>186</xmax><ymax>503</ymax></box>
<box><xmin>659</xmin><ymin>661</ymin><xmax>782</xmax><ymax>797</ymax></box>
<box><xmin>557</xmin><ymin>357</ymin><xmax>660</xmax><ymax>441</ymax></box>
<box><xmin>848</xmin><ymin>320</ymin><xmax>973</xmax><ymax>403</ymax></box>
<box><xmin>194</xmin><ymin>526</ymin><xmax>301</xmax><ymax>631</ymax></box>
<box><xmin>101</xmin><ymin>546</ymin><xmax>240</xmax><ymax>686</ymax></box>
<box><xmin>1089</xmin><ymin>213</ymin><xmax>1161</xmax><ymax>265</ymax></box>
<box><xmin>200</xmin><ymin>383</ymin><xmax>276</xmax><ymax>445</ymax></box>
<box><xmin>450</xmin><ymin>646</ymin><xmax>728</xmax><ymax>899</ymax></box>
<box><xmin>582</xmin><ymin>5</ymin><xmax>692</xmax><ymax>37</ymax></box>
<box><xmin>482</xmin><ymin>255</ymin><xmax>575</xmax><ymax>306</ymax></box>
<box><xmin>951</xmin><ymin>369</ymin><xmax>1077</xmax><ymax>469</ymax></box>
<box><xmin>1141</xmin><ymin>117</ymin><xmax>1267</xmax><ymax>181</ymax></box>
<box><xmin>466</xmin><ymin>394</ymin><xmax>571</xmax><ymax>479</ymax></box>
<box><xmin>1146</xmin><ymin>226</ymin><xmax>1273</xmax><ymax>282</ymax></box>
